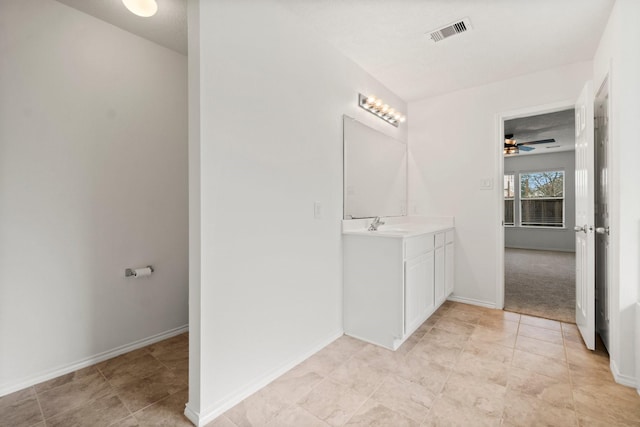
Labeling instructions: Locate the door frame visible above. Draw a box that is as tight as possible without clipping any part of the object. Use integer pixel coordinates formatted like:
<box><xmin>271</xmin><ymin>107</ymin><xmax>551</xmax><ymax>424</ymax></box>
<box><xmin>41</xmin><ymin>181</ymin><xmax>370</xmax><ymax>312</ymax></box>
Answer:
<box><xmin>494</xmin><ymin>99</ymin><xmax>576</xmax><ymax>309</ymax></box>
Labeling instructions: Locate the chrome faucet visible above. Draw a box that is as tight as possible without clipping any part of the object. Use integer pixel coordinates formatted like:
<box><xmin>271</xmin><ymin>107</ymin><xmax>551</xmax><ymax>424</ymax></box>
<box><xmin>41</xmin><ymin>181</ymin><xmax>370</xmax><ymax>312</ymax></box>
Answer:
<box><xmin>368</xmin><ymin>216</ymin><xmax>385</xmax><ymax>231</ymax></box>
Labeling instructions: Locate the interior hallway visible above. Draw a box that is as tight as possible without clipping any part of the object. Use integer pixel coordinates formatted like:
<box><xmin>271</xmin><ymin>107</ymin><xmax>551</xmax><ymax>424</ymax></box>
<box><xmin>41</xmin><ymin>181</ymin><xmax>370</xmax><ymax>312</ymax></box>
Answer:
<box><xmin>504</xmin><ymin>248</ymin><xmax>576</xmax><ymax>323</ymax></box>
<box><xmin>2</xmin><ymin>302</ymin><xmax>639</xmax><ymax>427</ymax></box>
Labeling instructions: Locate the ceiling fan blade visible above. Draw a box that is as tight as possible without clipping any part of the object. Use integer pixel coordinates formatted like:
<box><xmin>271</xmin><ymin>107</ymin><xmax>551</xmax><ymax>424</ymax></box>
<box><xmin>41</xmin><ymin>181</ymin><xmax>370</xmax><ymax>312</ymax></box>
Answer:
<box><xmin>518</xmin><ymin>146</ymin><xmax>535</xmax><ymax>152</ymax></box>
<box><xmin>518</xmin><ymin>138</ymin><xmax>556</xmax><ymax>146</ymax></box>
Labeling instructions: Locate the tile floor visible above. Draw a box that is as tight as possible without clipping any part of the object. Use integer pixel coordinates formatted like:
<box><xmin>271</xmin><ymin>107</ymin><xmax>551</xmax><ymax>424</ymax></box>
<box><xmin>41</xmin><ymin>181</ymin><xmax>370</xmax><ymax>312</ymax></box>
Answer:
<box><xmin>2</xmin><ymin>302</ymin><xmax>640</xmax><ymax>426</ymax></box>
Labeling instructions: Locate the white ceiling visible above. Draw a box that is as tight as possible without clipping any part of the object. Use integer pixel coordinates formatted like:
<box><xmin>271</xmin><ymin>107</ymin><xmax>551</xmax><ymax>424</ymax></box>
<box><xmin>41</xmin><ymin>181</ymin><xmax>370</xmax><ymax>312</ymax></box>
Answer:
<box><xmin>274</xmin><ymin>0</ymin><xmax>615</xmax><ymax>101</ymax></box>
<box><xmin>54</xmin><ymin>0</ymin><xmax>187</xmax><ymax>55</ymax></box>
<box><xmin>53</xmin><ymin>0</ymin><xmax>614</xmax><ymax>101</ymax></box>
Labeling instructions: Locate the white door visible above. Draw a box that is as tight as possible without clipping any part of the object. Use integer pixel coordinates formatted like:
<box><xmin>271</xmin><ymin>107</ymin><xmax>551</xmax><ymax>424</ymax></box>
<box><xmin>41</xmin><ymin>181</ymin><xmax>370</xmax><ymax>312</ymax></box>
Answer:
<box><xmin>574</xmin><ymin>81</ymin><xmax>596</xmax><ymax>350</ymax></box>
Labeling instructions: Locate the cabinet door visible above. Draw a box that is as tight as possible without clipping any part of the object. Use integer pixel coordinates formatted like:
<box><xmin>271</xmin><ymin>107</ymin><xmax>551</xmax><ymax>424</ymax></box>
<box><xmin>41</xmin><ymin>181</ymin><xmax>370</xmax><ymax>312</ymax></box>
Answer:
<box><xmin>435</xmin><ymin>246</ymin><xmax>445</xmax><ymax>305</ymax></box>
<box><xmin>445</xmin><ymin>242</ymin><xmax>454</xmax><ymax>296</ymax></box>
<box><xmin>405</xmin><ymin>253</ymin><xmax>433</xmax><ymax>333</ymax></box>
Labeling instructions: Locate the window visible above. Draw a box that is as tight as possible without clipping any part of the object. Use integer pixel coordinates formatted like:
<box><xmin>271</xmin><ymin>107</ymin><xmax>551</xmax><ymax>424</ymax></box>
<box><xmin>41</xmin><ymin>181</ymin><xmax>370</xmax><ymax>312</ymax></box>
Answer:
<box><xmin>504</xmin><ymin>174</ymin><xmax>515</xmax><ymax>226</ymax></box>
<box><xmin>519</xmin><ymin>171</ymin><xmax>564</xmax><ymax>227</ymax></box>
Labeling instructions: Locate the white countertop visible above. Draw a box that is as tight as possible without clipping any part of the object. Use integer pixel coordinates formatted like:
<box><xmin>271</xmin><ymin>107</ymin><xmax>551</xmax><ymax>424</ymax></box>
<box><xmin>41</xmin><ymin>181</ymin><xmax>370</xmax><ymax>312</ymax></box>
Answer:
<box><xmin>342</xmin><ymin>216</ymin><xmax>454</xmax><ymax>238</ymax></box>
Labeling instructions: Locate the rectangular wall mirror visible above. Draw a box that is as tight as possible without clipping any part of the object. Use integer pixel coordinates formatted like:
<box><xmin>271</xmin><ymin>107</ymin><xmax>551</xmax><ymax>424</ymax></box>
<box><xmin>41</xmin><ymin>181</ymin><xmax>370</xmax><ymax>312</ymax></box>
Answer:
<box><xmin>343</xmin><ymin>115</ymin><xmax>407</xmax><ymax>219</ymax></box>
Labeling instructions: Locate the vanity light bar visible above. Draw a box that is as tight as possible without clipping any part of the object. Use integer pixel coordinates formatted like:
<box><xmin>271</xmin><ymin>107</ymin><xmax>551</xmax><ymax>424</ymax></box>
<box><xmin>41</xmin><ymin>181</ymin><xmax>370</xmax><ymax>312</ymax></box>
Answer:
<box><xmin>358</xmin><ymin>94</ymin><xmax>406</xmax><ymax>127</ymax></box>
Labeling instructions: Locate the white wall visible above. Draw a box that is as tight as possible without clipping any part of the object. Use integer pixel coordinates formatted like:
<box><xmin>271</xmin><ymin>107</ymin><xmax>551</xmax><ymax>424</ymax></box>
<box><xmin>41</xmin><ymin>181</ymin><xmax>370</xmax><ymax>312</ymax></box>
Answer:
<box><xmin>0</xmin><ymin>0</ymin><xmax>188</xmax><ymax>395</ymax></box>
<box><xmin>187</xmin><ymin>0</ymin><xmax>407</xmax><ymax>424</ymax></box>
<box><xmin>504</xmin><ymin>151</ymin><xmax>576</xmax><ymax>252</ymax></box>
<box><xmin>593</xmin><ymin>0</ymin><xmax>640</xmax><ymax>387</ymax></box>
<box><xmin>408</xmin><ymin>61</ymin><xmax>592</xmax><ymax>307</ymax></box>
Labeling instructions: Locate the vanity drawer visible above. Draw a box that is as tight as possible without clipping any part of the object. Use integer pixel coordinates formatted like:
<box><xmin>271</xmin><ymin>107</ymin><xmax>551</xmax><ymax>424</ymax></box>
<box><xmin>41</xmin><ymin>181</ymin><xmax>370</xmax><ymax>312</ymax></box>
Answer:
<box><xmin>446</xmin><ymin>230</ymin><xmax>454</xmax><ymax>243</ymax></box>
<box><xmin>405</xmin><ymin>234</ymin><xmax>434</xmax><ymax>259</ymax></box>
<box><xmin>435</xmin><ymin>232</ymin><xmax>445</xmax><ymax>248</ymax></box>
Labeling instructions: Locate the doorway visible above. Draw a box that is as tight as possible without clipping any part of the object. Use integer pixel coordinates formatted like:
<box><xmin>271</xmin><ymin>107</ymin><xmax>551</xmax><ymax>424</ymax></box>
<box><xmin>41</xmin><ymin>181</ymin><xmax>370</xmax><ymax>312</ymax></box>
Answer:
<box><xmin>501</xmin><ymin>108</ymin><xmax>577</xmax><ymax>323</ymax></box>
<box><xmin>595</xmin><ymin>77</ymin><xmax>610</xmax><ymax>351</ymax></box>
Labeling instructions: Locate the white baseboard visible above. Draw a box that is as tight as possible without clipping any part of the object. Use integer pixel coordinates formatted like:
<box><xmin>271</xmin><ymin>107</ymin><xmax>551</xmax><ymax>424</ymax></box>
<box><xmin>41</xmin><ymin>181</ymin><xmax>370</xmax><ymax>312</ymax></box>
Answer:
<box><xmin>610</xmin><ymin>359</ymin><xmax>638</xmax><ymax>389</ymax></box>
<box><xmin>187</xmin><ymin>328</ymin><xmax>344</xmax><ymax>427</ymax></box>
<box><xmin>0</xmin><ymin>324</ymin><xmax>189</xmax><ymax>398</ymax></box>
<box><xmin>447</xmin><ymin>295</ymin><xmax>497</xmax><ymax>309</ymax></box>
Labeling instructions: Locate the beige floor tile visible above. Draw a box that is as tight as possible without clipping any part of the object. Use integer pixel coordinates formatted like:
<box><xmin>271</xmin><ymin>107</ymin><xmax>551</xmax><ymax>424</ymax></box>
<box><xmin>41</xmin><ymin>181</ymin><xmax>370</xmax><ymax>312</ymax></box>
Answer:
<box><xmin>441</xmin><ymin>372</ymin><xmax>506</xmax><ymax>417</ymax></box>
<box><xmin>329</xmin><ymin>357</ymin><xmax>388</xmax><ymax>396</ymax></box>
<box><xmin>224</xmin><ymin>387</ymin><xmax>289</xmax><ymax>427</ymax></box>
<box><xmin>568</xmin><ymin>360</ymin><xmax>615</xmax><ymax>387</ymax></box>
<box><xmin>97</xmin><ymin>350</ymin><xmax>166</xmax><ymax>388</ymax></box>
<box><xmin>565</xmin><ymin>342</ymin><xmax>610</xmax><ymax>370</ymax></box>
<box><xmin>295</xmin><ymin>348</ymin><xmax>345</xmax><ymax>377</ymax></box>
<box><xmin>46</xmin><ymin>394</ymin><xmax>130</xmax><ymax>427</ymax></box>
<box><xmin>268</xmin><ymin>363</ymin><xmax>324</xmax><ymax>404</ymax></box>
<box><xmin>573</xmin><ymin>383</ymin><xmax>640</xmax><ymax>425</ymax></box>
<box><xmin>37</xmin><ymin>369</ymin><xmax>113</xmax><ymax>419</ymax></box>
<box><xmin>502</xmin><ymin>391</ymin><xmax>577</xmax><ymax>427</ymax></box>
<box><xmin>444</xmin><ymin>308</ymin><xmax>483</xmax><ymax>325</ymax></box>
<box><xmin>419</xmin><ymin>327</ymin><xmax>470</xmax><ymax>350</ymax></box>
<box><xmin>576</xmin><ymin>412</ymin><xmax>639</xmax><ymax>427</ymax></box>
<box><xmin>468</xmin><ymin>325</ymin><xmax>517</xmax><ymax>348</ymax></box>
<box><xmin>395</xmin><ymin>333</ymin><xmax>422</xmax><ymax>356</ymax></box>
<box><xmin>511</xmin><ymin>350</ymin><xmax>569</xmax><ymax>381</ymax></box>
<box><xmin>0</xmin><ymin>388</ymin><xmax>43</xmax><ymax>427</ymax></box>
<box><xmin>146</xmin><ymin>334</ymin><xmax>188</xmax><ymax>358</ymax></box>
<box><xmin>432</xmin><ymin>318</ymin><xmax>476</xmax><ymax>336</ymax></box>
<box><xmin>110</xmin><ymin>416</ymin><xmax>140</xmax><ymax>427</ymax></box>
<box><xmin>345</xmin><ymin>400</ymin><xmax>420</xmax><ymax>427</ymax></box>
<box><xmin>477</xmin><ymin>316</ymin><xmax>519</xmax><ymax>332</ymax></box>
<box><xmin>410</xmin><ymin>341</ymin><xmax>463</xmax><ymax>369</ymax></box>
<box><xmin>517</xmin><ymin>323</ymin><xmax>564</xmax><ymax>345</ymax></box>
<box><xmin>0</xmin><ymin>386</ymin><xmax>36</xmax><ymax>408</ymax></box>
<box><xmin>392</xmin><ymin>356</ymin><xmax>451</xmax><ymax>395</ymax></box>
<box><xmin>507</xmin><ymin>366</ymin><xmax>574</xmax><ymax>410</ymax></box>
<box><xmin>297</xmin><ymin>379</ymin><xmax>368</xmax><ymax>427</ymax></box>
<box><xmin>133</xmin><ymin>389</ymin><xmax>193</xmax><ymax>427</ymax></box>
<box><xmin>265</xmin><ymin>405</ymin><xmax>328</xmax><ymax>427</ymax></box>
<box><xmin>422</xmin><ymin>395</ymin><xmax>501</xmax><ymax>427</ymax></box>
<box><xmin>461</xmin><ymin>340</ymin><xmax>514</xmax><ymax>364</ymax></box>
<box><xmin>515</xmin><ymin>335</ymin><xmax>566</xmax><ymax>361</ymax></box>
<box><xmin>520</xmin><ymin>315</ymin><xmax>562</xmax><ymax>331</ymax></box>
<box><xmin>325</xmin><ymin>335</ymin><xmax>368</xmax><ymax>358</ymax></box>
<box><xmin>204</xmin><ymin>415</ymin><xmax>237</xmax><ymax>427</ymax></box>
<box><xmin>370</xmin><ymin>375</ymin><xmax>435</xmax><ymax>422</ymax></box>
<box><xmin>115</xmin><ymin>369</ymin><xmax>186</xmax><ymax>413</ymax></box>
<box><xmin>482</xmin><ymin>309</ymin><xmax>521</xmax><ymax>322</ymax></box>
<box><xmin>352</xmin><ymin>343</ymin><xmax>406</xmax><ymax>372</ymax></box>
<box><xmin>452</xmin><ymin>351</ymin><xmax>510</xmax><ymax>387</ymax></box>
<box><xmin>34</xmin><ymin>366</ymin><xmax>99</xmax><ymax>393</ymax></box>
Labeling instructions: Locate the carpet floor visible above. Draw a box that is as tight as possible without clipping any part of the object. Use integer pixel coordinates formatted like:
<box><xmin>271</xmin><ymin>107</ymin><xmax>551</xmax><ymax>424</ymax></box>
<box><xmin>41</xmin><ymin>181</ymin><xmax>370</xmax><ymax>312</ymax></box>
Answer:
<box><xmin>504</xmin><ymin>248</ymin><xmax>576</xmax><ymax>323</ymax></box>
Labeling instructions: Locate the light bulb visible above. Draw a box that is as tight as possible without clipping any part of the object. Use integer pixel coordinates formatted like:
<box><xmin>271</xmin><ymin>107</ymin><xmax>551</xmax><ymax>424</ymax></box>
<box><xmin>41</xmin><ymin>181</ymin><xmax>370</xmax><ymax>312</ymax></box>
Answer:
<box><xmin>374</xmin><ymin>99</ymin><xmax>382</xmax><ymax>107</ymax></box>
<box><xmin>394</xmin><ymin>112</ymin><xmax>401</xmax><ymax>120</ymax></box>
<box><xmin>122</xmin><ymin>0</ymin><xmax>158</xmax><ymax>17</ymax></box>
<box><xmin>399</xmin><ymin>116</ymin><xmax>406</xmax><ymax>123</ymax></box>
<box><xmin>366</xmin><ymin>96</ymin><xmax>376</xmax><ymax>105</ymax></box>
<box><xmin>388</xmin><ymin>108</ymin><xmax>395</xmax><ymax>116</ymax></box>
<box><xmin>381</xmin><ymin>104</ymin><xmax>389</xmax><ymax>113</ymax></box>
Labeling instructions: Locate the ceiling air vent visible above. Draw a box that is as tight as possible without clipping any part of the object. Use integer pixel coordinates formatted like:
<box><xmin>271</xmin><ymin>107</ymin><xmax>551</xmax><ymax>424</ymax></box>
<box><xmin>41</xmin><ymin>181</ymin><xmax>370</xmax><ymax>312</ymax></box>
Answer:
<box><xmin>428</xmin><ymin>18</ymin><xmax>472</xmax><ymax>43</ymax></box>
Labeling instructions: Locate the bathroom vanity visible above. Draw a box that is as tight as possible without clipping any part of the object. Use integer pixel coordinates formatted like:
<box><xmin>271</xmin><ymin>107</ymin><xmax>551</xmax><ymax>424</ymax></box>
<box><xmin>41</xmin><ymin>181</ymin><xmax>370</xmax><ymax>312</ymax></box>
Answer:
<box><xmin>342</xmin><ymin>217</ymin><xmax>454</xmax><ymax>350</ymax></box>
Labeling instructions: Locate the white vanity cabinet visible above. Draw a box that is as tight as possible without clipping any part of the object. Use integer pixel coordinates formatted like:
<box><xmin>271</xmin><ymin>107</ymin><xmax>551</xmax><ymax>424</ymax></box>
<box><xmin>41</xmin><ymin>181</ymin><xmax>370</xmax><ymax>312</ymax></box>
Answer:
<box><xmin>434</xmin><ymin>230</ymin><xmax>455</xmax><ymax>305</ymax></box>
<box><xmin>343</xmin><ymin>226</ymin><xmax>454</xmax><ymax>350</ymax></box>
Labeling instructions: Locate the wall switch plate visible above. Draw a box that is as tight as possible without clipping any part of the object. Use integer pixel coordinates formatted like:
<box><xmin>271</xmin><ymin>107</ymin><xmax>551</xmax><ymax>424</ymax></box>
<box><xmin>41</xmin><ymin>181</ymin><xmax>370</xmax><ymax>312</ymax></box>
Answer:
<box><xmin>314</xmin><ymin>201</ymin><xmax>322</xmax><ymax>219</ymax></box>
<box><xmin>480</xmin><ymin>178</ymin><xmax>493</xmax><ymax>190</ymax></box>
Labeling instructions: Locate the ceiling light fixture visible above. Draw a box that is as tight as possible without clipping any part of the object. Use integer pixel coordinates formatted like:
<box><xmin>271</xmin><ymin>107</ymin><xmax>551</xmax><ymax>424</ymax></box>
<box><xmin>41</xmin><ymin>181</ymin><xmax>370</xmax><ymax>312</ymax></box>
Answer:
<box><xmin>122</xmin><ymin>0</ymin><xmax>158</xmax><ymax>17</ymax></box>
<box><xmin>358</xmin><ymin>94</ymin><xmax>406</xmax><ymax>127</ymax></box>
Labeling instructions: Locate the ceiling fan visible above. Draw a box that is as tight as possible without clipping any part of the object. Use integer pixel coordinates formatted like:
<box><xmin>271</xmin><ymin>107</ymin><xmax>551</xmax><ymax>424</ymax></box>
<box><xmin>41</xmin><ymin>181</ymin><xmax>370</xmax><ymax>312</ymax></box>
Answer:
<box><xmin>504</xmin><ymin>134</ymin><xmax>556</xmax><ymax>154</ymax></box>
